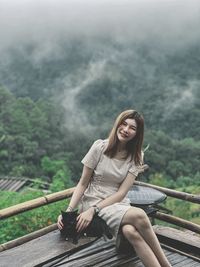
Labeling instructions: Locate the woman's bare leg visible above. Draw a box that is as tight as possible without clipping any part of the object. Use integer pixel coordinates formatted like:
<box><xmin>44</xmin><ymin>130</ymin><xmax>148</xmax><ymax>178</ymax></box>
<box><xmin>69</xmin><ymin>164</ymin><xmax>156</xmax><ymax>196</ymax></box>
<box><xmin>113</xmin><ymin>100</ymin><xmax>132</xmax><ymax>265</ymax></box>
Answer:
<box><xmin>122</xmin><ymin>224</ymin><xmax>161</xmax><ymax>267</ymax></box>
<box><xmin>121</xmin><ymin>207</ymin><xmax>172</xmax><ymax>267</ymax></box>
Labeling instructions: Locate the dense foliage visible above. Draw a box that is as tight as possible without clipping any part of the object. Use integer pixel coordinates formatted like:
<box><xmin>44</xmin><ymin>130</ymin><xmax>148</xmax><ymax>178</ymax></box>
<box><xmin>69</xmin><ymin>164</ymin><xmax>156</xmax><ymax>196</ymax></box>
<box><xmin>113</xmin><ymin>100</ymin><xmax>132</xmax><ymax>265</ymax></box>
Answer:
<box><xmin>0</xmin><ymin>86</ymin><xmax>199</xmax><ymax>187</ymax></box>
<box><xmin>0</xmin><ymin>159</ymin><xmax>72</xmax><ymax>244</ymax></box>
<box><xmin>0</xmin><ymin>189</ymin><xmax>68</xmax><ymax>244</ymax></box>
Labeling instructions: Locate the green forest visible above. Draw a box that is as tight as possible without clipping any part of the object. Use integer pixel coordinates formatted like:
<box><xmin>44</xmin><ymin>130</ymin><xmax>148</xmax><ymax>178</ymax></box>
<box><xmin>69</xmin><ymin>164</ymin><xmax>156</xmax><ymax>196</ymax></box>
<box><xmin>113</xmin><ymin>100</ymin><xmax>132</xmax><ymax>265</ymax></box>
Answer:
<box><xmin>0</xmin><ymin>37</ymin><xmax>200</xmax><ymax>243</ymax></box>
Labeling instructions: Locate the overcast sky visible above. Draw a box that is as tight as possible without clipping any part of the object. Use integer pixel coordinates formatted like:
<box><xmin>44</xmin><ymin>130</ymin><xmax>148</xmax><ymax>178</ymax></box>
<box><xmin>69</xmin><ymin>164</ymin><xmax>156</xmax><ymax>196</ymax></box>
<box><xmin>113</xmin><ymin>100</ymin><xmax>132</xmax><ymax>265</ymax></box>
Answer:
<box><xmin>0</xmin><ymin>0</ymin><xmax>200</xmax><ymax>52</ymax></box>
<box><xmin>0</xmin><ymin>0</ymin><xmax>199</xmax><ymax>132</ymax></box>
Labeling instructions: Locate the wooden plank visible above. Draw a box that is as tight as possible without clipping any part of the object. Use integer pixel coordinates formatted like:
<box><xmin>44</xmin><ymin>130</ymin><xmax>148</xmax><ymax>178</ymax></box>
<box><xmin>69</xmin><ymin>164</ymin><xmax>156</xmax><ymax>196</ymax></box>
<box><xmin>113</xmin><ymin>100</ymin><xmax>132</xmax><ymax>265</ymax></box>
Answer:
<box><xmin>162</xmin><ymin>244</ymin><xmax>200</xmax><ymax>263</ymax></box>
<box><xmin>0</xmin><ymin>179</ymin><xmax>6</xmax><ymax>186</ymax></box>
<box><xmin>39</xmin><ymin>238</ymin><xmax>116</xmax><ymax>267</ymax></box>
<box><xmin>8</xmin><ymin>180</ymin><xmax>27</xmax><ymax>192</ymax></box>
<box><xmin>66</xmin><ymin>249</ymin><xmax>117</xmax><ymax>267</ymax></box>
<box><xmin>168</xmin><ymin>253</ymin><xmax>187</xmax><ymax>265</ymax></box>
<box><xmin>120</xmin><ymin>260</ymin><xmax>142</xmax><ymax>267</ymax></box>
<box><xmin>0</xmin><ymin>180</ymin><xmax>9</xmax><ymax>189</ymax></box>
<box><xmin>1</xmin><ymin>229</ymin><xmax>200</xmax><ymax>267</ymax></box>
<box><xmin>0</xmin><ymin>178</ymin><xmax>27</xmax><ymax>192</ymax></box>
<box><xmin>95</xmin><ymin>254</ymin><xmax>138</xmax><ymax>267</ymax></box>
<box><xmin>186</xmin><ymin>263</ymin><xmax>200</xmax><ymax>267</ymax></box>
<box><xmin>4</xmin><ymin>180</ymin><xmax>17</xmax><ymax>190</ymax></box>
<box><xmin>44</xmin><ymin>242</ymin><xmax>200</xmax><ymax>267</ymax></box>
<box><xmin>4</xmin><ymin>180</ymin><xmax>17</xmax><ymax>191</ymax></box>
<box><xmin>0</xmin><ymin>179</ymin><xmax>9</xmax><ymax>189</ymax></box>
<box><xmin>0</xmin><ymin>230</ymin><xmax>95</xmax><ymax>267</ymax></box>
<box><xmin>109</xmin><ymin>256</ymin><xmax>140</xmax><ymax>267</ymax></box>
<box><xmin>117</xmin><ymin>247</ymin><xmax>200</xmax><ymax>267</ymax></box>
<box><xmin>172</xmin><ymin>257</ymin><xmax>196</xmax><ymax>266</ymax></box>
<box><xmin>133</xmin><ymin>262</ymin><xmax>144</xmax><ymax>267</ymax></box>
<box><xmin>2</xmin><ymin>180</ymin><xmax>15</xmax><ymax>190</ymax></box>
<box><xmin>0</xmin><ymin>179</ymin><xmax>8</xmax><ymax>188</ymax></box>
<box><xmin>153</xmin><ymin>226</ymin><xmax>200</xmax><ymax>249</ymax></box>
<box><xmin>41</xmin><ymin>239</ymin><xmax>136</xmax><ymax>267</ymax></box>
<box><xmin>0</xmin><ymin>224</ymin><xmax>58</xmax><ymax>252</ymax></box>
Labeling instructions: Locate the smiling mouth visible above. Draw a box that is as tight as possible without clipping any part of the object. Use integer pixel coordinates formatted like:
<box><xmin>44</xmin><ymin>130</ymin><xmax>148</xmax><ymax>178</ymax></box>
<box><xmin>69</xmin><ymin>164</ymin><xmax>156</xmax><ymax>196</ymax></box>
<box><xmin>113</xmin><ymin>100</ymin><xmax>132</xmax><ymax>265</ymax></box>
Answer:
<box><xmin>120</xmin><ymin>132</ymin><xmax>128</xmax><ymax>138</ymax></box>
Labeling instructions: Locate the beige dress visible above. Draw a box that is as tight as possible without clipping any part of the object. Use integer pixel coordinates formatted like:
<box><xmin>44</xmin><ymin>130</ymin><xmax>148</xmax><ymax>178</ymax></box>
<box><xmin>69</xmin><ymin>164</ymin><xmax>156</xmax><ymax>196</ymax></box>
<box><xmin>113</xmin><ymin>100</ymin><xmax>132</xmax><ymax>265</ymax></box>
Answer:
<box><xmin>80</xmin><ymin>139</ymin><xmax>141</xmax><ymax>238</ymax></box>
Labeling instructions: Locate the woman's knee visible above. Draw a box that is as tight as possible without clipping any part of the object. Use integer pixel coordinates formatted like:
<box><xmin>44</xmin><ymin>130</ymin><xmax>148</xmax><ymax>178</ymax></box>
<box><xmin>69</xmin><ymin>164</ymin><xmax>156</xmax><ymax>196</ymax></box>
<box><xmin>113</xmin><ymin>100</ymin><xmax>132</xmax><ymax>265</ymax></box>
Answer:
<box><xmin>122</xmin><ymin>224</ymin><xmax>140</xmax><ymax>241</ymax></box>
<box><xmin>135</xmin><ymin>209</ymin><xmax>150</xmax><ymax>227</ymax></box>
<box><xmin>123</xmin><ymin>207</ymin><xmax>150</xmax><ymax>228</ymax></box>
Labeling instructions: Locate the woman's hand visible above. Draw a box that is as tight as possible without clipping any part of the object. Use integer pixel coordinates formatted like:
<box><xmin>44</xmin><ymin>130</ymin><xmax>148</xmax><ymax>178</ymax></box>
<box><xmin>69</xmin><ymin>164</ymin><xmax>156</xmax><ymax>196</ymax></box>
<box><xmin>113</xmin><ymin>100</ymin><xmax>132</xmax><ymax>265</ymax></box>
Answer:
<box><xmin>137</xmin><ymin>164</ymin><xmax>149</xmax><ymax>174</ymax></box>
<box><xmin>76</xmin><ymin>207</ymin><xmax>95</xmax><ymax>233</ymax></box>
<box><xmin>57</xmin><ymin>214</ymin><xmax>64</xmax><ymax>230</ymax></box>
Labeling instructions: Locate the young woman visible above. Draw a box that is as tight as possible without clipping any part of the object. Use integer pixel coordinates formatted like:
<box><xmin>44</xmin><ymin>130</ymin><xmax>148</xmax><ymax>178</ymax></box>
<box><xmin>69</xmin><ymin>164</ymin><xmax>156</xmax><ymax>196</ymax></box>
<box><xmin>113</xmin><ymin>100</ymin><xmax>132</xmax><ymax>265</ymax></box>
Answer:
<box><xmin>57</xmin><ymin>109</ymin><xmax>171</xmax><ymax>267</ymax></box>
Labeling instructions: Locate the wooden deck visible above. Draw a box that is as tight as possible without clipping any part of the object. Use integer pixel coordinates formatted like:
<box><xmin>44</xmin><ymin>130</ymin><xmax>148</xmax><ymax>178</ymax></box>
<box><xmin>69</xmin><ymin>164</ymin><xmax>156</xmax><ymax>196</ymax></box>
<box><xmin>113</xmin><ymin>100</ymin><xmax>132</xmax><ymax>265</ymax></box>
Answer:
<box><xmin>1</xmin><ymin>183</ymin><xmax>199</xmax><ymax>266</ymax></box>
<box><xmin>0</xmin><ymin>226</ymin><xmax>200</xmax><ymax>267</ymax></box>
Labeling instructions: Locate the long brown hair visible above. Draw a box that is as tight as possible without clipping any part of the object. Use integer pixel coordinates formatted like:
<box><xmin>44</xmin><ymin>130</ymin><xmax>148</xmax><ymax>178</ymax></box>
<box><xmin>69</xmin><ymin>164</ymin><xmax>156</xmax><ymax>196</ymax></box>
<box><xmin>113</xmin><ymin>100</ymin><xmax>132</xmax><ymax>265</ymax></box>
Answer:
<box><xmin>104</xmin><ymin>109</ymin><xmax>144</xmax><ymax>165</ymax></box>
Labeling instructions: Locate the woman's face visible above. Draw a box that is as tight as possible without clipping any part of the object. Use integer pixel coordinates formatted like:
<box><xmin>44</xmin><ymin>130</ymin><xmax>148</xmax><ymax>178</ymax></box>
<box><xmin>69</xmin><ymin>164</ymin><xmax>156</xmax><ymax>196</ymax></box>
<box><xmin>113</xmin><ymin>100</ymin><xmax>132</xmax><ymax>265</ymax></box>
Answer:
<box><xmin>117</xmin><ymin>118</ymin><xmax>137</xmax><ymax>144</ymax></box>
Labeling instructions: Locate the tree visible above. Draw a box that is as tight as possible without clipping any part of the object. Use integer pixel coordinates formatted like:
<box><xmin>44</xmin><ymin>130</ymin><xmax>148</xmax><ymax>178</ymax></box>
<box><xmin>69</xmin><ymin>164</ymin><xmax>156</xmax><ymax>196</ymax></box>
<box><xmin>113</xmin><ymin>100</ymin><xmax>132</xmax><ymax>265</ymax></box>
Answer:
<box><xmin>41</xmin><ymin>156</ymin><xmax>73</xmax><ymax>189</ymax></box>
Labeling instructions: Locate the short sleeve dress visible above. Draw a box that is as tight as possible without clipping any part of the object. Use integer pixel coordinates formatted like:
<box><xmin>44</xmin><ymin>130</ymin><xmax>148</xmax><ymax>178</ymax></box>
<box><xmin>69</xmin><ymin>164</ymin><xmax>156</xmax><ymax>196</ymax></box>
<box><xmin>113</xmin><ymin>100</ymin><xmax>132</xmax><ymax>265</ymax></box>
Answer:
<box><xmin>80</xmin><ymin>139</ymin><xmax>142</xmax><ymax>238</ymax></box>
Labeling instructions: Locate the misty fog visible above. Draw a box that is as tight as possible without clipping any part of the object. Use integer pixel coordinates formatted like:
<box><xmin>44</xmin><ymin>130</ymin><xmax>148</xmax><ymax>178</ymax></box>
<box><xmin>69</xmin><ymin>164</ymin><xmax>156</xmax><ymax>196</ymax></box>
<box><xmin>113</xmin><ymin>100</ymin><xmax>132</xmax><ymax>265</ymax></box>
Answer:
<box><xmin>0</xmin><ymin>0</ymin><xmax>200</xmax><ymax>133</ymax></box>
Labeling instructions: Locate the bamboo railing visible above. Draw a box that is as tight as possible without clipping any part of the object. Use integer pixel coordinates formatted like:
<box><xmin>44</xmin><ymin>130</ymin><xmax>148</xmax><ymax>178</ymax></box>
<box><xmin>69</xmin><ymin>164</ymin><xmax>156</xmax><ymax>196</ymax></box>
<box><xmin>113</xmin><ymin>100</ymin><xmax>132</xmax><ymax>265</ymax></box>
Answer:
<box><xmin>0</xmin><ymin>182</ymin><xmax>200</xmax><ymax>252</ymax></box>
<box><xmin>134</xmin><ymin>181</ymin><xmax>200</xmax><ymax>204</ymax></box>
<box><xmin>0</xmin><ymin>187</ymin><xmax>75</xmax><ymax>219</ymax></box>
<box><xmin>134</xmin><ymin>181</ymin><xmax>200</xmax><ymax>233</ymax></box>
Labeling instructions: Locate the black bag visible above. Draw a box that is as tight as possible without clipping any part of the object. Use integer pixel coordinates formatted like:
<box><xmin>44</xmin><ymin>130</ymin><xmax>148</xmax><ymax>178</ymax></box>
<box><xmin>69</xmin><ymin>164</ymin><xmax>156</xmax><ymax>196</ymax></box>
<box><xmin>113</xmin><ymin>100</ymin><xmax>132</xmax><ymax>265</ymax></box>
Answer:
<box><xmin>60</xmin><ymin>210</ymin><xmax>112</xmax><ymax>244</ymax></box>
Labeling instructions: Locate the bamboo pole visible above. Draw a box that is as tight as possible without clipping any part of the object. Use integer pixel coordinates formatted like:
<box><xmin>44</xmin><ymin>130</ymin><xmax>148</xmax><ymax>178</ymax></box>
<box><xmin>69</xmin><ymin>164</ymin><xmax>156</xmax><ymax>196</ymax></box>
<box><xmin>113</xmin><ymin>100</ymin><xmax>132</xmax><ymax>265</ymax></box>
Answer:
<box><xmin>152</xmin><ymin>211</ymin><xmax>200</xmax><ymax>234</ymax></box>
<box><xmin>0</xmin><ymin>224</ymin><xmax>57</xmax><ymax>252</ymax></box>
<box><xmin>0</xmin><ymin>187</ymin><xmax>75</xmax><ymax>220</ymax></box>
<box><xmin>134</xmin><ymin>181</ymin><xmax>200</xmax><ymax>204</ymax></box>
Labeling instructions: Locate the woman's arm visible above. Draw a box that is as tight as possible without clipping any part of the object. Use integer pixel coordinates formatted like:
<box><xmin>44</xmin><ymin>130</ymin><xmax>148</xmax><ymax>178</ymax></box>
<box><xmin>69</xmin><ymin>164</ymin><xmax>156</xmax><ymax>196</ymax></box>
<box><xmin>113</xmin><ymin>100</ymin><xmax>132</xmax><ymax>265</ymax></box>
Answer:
<box><xmin>57</xmin><ymin>165</ymin><xmax>93</xmax><ymax>230</ymax></box>
<box><xmin>66</xmin><ymin>165</ymin><xmax>94</xmax><ymax>211</ymax></box>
